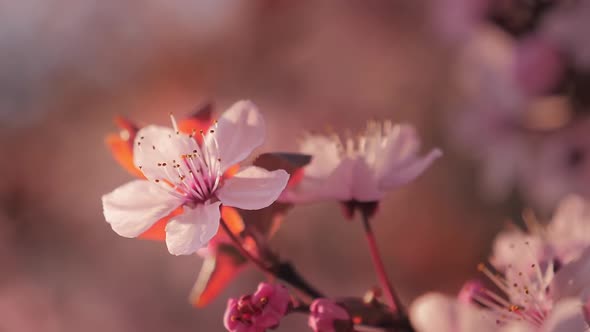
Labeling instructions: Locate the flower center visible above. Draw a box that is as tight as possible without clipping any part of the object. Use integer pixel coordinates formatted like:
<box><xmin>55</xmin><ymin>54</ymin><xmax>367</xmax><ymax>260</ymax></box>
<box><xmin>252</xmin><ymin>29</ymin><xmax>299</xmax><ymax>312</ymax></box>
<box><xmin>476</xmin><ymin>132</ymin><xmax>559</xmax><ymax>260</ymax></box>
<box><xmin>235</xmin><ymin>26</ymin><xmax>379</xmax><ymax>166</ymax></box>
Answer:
<box><xmin>472</xmin><ymin>241</ymin><xmax>554</xmax><ymax>327</ymax></box>
<box><xmin>138</xmin><ymin>115</ymin><xmax>223</xmax><ymax>205</ymax></box>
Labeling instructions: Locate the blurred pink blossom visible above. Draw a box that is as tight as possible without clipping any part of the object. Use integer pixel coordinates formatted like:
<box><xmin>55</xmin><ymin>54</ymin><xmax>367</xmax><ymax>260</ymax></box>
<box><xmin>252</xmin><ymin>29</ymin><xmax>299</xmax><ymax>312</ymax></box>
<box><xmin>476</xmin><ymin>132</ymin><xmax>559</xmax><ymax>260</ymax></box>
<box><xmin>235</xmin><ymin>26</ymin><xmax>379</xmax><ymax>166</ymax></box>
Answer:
<box><xmin>223</xmin><ymin>283</ymin><xmax>290</xmax><ymax>332</ymax></box>
<box><xmin>513</xmin><ymin>36</ymin><xmax>564</xmax><ymax>96</ymax></box>
<box><xmin>430</xmin><ymin>0</ymin><xmax>489</xmax><ymax>43</ymax></box>
<box><xmin>281</xmin><ymin>121</ymin><xmax>441</xmax><ymax>204</ymax></box>
<box><xmin>543</xmin><ymin>1</ymin><xmax>590</xmax><ymax>69</ymax></box>
<box><xmin>410</xmin><ymin>293</ymin><xmax>588</xmax><ymax>332</ymax></box>
<box><xmin>522</xmin><ymin>120</ymin><xmax>590</xmax><ymax>211</ymax></box>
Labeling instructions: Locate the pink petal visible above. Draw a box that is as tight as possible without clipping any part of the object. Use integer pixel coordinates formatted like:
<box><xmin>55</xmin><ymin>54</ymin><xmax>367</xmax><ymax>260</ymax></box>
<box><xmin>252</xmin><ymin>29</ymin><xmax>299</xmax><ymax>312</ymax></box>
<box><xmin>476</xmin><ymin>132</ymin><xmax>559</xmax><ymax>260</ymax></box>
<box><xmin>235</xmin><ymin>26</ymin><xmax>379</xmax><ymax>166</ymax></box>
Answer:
<box><xmin>351</xmin><ymin>159</ymin><xmax>383</xmax><ymax>202</ymax></box>
<box><xmin>379</xmin><ymin>148</ymin><xmax>442</xmax><ymax>190</ymax></box>
<box><xmin>551</xmin><ymin>248</ymin><xmax>590</xmax><ymax>301</ymax></box>
<box><xmin>409</xmin><ymin>294</ymin><xmax>496</xmax><ymax>332</ymax></box>
<box><xmin>280</xmin><ymin>158</ymin><xmax>356</xmax><ymax>203</ymax></box>
<box><xmin>102</xmin><ymin>180</ymin><xmax>181</xmax><ymax>238</ymax></box>
<box><xmin>216</xmin><ymin>166</ymin><xmax>289</xmax><ymax>210</ymax></box>
<box><xmin>542</xmin><ymin>298</ymin><xmax>588</xmax><ymax>332</ymax></box>
<box><xmin>133</xmin><ymin>125</ymin><xmax>199</xmax><ymax>181</ymax></box>
<box><xmin>165</xmin><ymin>202</ymin><xmax>221</xmax><ymax>255</ymax></box>
<box><xmin>211</xmin><ymin>101</ymin><xmax>265</xmax><ymax>171</ymax></box>
<box><xmin>299</xmin><ymin>135</ymin><xmax>342</xmax><ymax>178</ymax></box>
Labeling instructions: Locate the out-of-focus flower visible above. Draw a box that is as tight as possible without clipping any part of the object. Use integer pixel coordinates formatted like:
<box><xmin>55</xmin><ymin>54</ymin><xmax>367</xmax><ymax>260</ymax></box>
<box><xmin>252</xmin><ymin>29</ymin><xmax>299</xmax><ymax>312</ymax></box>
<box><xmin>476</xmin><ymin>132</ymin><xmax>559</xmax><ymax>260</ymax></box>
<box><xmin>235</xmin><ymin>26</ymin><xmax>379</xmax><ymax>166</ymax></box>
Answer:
<box><xmin>522</xmin><ymin>120</ymin><xmax>590</xmax><ymax>211</ymax></box>
<box><xmin>410</xmin><ymin>293</ymin><xmax>588</xmax><ymax>332</ymax></box>
<box><xmin>223</xmin><ymin>283</ymin><xmax>290</xmax><ymax>332</ymax></box>
<box><xmin>451</xmin><ymin>26</ymin><xmax>577</xmax><ymax>209</ymax></box>
<box><xmin>513</xmin><ymin>36</ymin><xmax>564</xmax><ymax>96</ymax></box>
<box><xmin>412</xmin><ymin>195</ymin><xmax>590</xmax><ymax>331</ymax></box>
<box><xmin>430</xmin><ymin>0</ymin><xmax>489</xmax><ymax>43</ymax></box>
<box><xmin>281</xmin><ymin>121</ymin><xmax>441</xmax><ymax>206</ymax></box>
<box><xmin>543</xmin><ymin>1</ymin><xmax>590</xmax><ymax>70</ymax></box>
<box><xmin>102</xmin><ymin>101</ymin><xmax>289</xmax><ymax>255</ymax></box>
<box><xmin>492</xmin><ymin>195</ymin><xmax>590</xmax><ymax>274</ymax></box>
<box><xmin>546</xmin><ymin>195</ymin><xmax>590</xmax><ymax>263</ymax></box>
<box><xmin>308</xmin><ymin>299</ymin><xmax>353</xmax><ymax>332</ymax></box>
<box><xmin>451</xmin><ymin>26</ymin><xmax>531</xmax><ymax>201</ymax></box>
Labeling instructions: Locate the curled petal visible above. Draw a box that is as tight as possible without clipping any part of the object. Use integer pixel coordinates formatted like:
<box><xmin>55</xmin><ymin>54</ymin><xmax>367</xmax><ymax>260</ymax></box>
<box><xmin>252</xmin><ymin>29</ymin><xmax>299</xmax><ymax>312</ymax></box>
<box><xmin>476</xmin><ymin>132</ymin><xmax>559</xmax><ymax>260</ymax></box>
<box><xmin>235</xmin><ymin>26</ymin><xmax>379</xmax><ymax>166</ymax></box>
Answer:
<box><xmin>102</xmin><ymin>180</ymin><xmax>181</xmax><ymax>238</ymax></box>
<box><xmin>217</xmin><ymin>166</ymin><xmax>289</xmax><ymax>210</ymax></box>
<box><xmin>165</xmin><ymin>202</ymin><xmax>221</xmax><ymax>255</ymax></box>
<box><xmin>379</xmin><ymin>148</ymin><xmax>442</xmax><ymax>190</ymax></box>
<box><xmin>211</xmin><ymin>101</ymin><xmax>265</xmax><ymax>171</ymax></box>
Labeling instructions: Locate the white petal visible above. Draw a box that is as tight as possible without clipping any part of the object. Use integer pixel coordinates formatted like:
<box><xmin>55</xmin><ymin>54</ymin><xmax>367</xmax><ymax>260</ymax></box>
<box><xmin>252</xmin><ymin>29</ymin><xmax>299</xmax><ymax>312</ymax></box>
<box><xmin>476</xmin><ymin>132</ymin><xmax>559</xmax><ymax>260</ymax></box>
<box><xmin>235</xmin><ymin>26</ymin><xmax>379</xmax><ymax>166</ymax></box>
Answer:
<box><xmin>379</xmin><ymin>148</ymin><xmax>442</xmax><ymax>190</ymax></box>
<box><xmin>299</xmin><ymin>134</ymin><xmax>342</xmax><ymax>178</ymax></box>
<box><xmin>216</xmin><ymin>166</ymin><xmax>289</xmax><ymax>210</ymax></box>
<box><xmin>133</xmin><ymin>125</ymin><xmax>199</xmax><ymax>181</ymax></box>
<box><xmin>165</xmin><ymin>202</ymin><xmax>221</xmax><ymax>256</ymax></box>
<box><xmin>102</xmin><ymin>180</ymin><xmax>181</xmax><ymax>238</ymax></box>
<box><xmin>409</xmin><ymin>294</ymin><xmax>497</xmax><ymax>332</ymax></box>
<box><xmin>280</xmin><ymin>158</ymin><xmax>355</xmax><ymax>203</ymax></box>
<box><xmin>542</xmin><ymin>298</ymin><xmax>589</xmax><ymax>332</ymax></box>
<box><xmin>351</xmin><ymin>159</ymin><xmax>384</xmax><ymax>202</ymax></box>
<box><xmin>211</xmin><ymin>101</ymin><xmax>265</xmax><ymax>171</ymax></box>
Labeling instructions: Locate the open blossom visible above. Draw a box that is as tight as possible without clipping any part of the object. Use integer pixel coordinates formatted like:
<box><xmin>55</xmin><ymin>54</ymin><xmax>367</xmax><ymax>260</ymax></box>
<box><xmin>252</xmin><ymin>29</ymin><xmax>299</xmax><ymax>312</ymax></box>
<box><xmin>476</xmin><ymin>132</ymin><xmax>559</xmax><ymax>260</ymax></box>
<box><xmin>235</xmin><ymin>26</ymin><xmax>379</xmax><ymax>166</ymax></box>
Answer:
<box><xmin>308</xmin><ymin>299</ymin><xmax>353</xmax><ymax>332</ymax></box>
<box><xmin>411</xmin><ymin>247</ymin><xmax>590</xmax><ymax>331</ymax></box>
<box><xmin>102</xmin><ymin>101</ymin><xmax>289</xmax><ymax>255</ymax></box>
<box><xmin>411</xmin><ymin>195</ymin><xmax>590</xmax><ymax>332</ymax></box>
<box><xmin>492</xmin><ymin>195</ymin><xmax>590</xmax><ymax>271</ymax></box>
<box><xmin>411</xmin><ymin>293</ymin><xmax>588</xmax><ymax>332</ymax></box>
<box><xmin>223</xmin><ymin>283</ymin><xmax>290</xmax><ymax>332</ymax></box>
<box><xmin>281</xmin><ymin>121</ymin><xmax>441</xmax><ymax>204</ymax></box>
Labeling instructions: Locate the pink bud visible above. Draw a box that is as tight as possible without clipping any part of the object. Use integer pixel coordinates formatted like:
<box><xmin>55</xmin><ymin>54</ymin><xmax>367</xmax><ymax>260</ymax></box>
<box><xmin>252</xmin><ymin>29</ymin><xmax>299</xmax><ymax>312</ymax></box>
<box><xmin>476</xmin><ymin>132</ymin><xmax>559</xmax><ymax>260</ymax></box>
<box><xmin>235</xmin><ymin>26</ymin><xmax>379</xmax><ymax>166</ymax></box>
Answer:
<box><xmin>308</xmin><ymin>299</ymin><xmax>352</xmax><ymax>332</ymax></box>
<box><xmin>224</xmin><ymin>283</ymin><xmax>290</xmax><ymax>332</ymax></box>
<box><xmin>513</xmin><ymin>37</ymin><xmax>564</xmax><ymax>96</ymax></box>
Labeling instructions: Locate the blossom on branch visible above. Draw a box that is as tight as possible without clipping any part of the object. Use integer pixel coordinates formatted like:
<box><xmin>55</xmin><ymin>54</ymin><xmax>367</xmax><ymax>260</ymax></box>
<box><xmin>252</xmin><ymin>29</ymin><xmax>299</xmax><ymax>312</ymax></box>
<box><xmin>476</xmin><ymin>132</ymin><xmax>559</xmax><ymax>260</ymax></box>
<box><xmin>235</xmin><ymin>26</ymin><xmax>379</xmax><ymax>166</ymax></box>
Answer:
<box><xmin>281</xmin><ymin>121</ymin><xmax>441</xmax><ymax>208</ymax></box>
<box><xmin>102</xmin><ymin>101</ymin><xmax>289</xmax><ymax>255</ymax></box>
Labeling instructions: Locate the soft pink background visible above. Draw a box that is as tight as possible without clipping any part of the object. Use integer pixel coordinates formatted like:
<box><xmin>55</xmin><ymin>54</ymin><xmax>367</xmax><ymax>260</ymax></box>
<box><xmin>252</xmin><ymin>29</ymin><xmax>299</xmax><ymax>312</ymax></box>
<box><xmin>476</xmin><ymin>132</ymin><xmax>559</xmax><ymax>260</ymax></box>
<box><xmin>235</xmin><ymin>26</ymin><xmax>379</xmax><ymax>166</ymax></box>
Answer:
<box><xmin>0</xmin><ymin>1</ymin><xmax>509</xmax><ymax>331</ymax></box>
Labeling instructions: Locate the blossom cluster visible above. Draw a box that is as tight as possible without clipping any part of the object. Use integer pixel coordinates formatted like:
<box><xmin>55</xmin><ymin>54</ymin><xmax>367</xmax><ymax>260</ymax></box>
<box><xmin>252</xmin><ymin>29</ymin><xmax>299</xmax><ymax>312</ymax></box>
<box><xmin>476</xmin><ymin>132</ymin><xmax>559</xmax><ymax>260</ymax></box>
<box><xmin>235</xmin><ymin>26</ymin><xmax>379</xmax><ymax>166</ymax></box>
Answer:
<box><xmin>98</xmin><ymin>2</ymin><xmax>590</xmax><ymax>331</ymax></box>
<box><xmin>102</xmin><ymin>100</ymin><xmax>440</xmax><ymax>331</ymax></box>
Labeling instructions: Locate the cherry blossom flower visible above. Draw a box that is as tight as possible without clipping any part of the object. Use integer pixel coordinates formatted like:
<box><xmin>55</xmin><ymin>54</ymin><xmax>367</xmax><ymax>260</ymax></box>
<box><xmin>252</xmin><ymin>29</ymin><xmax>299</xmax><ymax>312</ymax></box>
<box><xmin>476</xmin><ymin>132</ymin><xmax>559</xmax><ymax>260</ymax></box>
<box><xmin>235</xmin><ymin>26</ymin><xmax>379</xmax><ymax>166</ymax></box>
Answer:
<box><xmin>411</xmin><ymin>195</ymin><xmax>590</xmax><ymax>332</ymax></box>
<box><xmin>308</xmin><ymin>299</ymin><xmax>353</xmax><ymax>332</ymax></box>
<box><xmin>223</xmin><ymin>283</ymin><xmax>291</xmax><ymax>332</ymax></box>
<box><xmin>102</xmin><ymin>101</ymin><xmax>289</xmax><ymax>255</ymax></box>
<box><xmin>410</xmin><ymin>293</ymin><xmax>588</xmax><ymax>332</ymax></box>
<box><xmin>281</xmin><ymin>121</ymin><xmax>441</xmax><ymax>205</ymax></box>
<box><xmin>411</xmin><ymin>240</ymin><xmax>590</xmax><ymax>331</ymax></box>
<box><xmin>491</xmin><ymin>195</ymin><xmax>590</xmax><ymax>272</ymax></box>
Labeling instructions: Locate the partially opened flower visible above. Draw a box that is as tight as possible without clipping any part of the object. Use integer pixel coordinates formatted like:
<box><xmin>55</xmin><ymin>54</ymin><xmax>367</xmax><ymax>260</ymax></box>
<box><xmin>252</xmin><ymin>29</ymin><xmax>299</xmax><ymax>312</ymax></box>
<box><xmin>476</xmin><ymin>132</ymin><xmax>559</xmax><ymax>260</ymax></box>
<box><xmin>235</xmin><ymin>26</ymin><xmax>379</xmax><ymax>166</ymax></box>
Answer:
<box><xmin>223</xmin><ymin>283</ymin><xmax>291</xmax><ymax>332</ymax></box>
<box><xmin>281</xmin><ymin>121</ymin><xmax>441</xmax><ymax>210</ymax></box>
<box><xmin>308</xmin><ymin>299</ymin><xmax>353</xmax><ymax>332</ymax></box>
<box><xmin>102</xmin><ymin>101</ymin><xmax>289</xmax><ymax>255</ymax></box>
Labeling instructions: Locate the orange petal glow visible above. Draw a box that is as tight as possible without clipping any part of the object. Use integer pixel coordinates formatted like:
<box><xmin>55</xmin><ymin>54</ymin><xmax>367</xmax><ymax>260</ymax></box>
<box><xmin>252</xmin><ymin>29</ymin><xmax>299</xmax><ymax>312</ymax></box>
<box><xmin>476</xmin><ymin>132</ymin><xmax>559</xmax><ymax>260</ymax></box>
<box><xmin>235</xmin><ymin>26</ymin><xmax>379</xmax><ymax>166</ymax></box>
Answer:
<box><xmin>106</xmin><ymin>134</ymin><xmax>145</xmax><ymax>179</ymax></box>
<box><xmin>221</xmin><ymin>206</ymin><xmax>245</xmax><ymax>235</ymax></box>
<box><xmin>139</xmin><ymin>207</ymin><xmax>184</xmax><ymax>241</ymax></box>
<box><xmin>190</xmin><ymin>247</ymin><xmax>246</xmax><ymax>308</ymax></box>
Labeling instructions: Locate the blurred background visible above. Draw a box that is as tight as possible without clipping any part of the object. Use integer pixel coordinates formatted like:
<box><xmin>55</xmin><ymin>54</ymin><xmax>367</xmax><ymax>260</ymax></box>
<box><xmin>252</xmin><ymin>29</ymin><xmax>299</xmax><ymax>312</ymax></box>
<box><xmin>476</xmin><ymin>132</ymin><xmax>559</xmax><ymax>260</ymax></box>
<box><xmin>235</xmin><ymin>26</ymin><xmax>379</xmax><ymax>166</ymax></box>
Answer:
<box><xmin>1</xmin><ymin>0</ymin><xmax>588</xmax><ymax>330</ymax></box>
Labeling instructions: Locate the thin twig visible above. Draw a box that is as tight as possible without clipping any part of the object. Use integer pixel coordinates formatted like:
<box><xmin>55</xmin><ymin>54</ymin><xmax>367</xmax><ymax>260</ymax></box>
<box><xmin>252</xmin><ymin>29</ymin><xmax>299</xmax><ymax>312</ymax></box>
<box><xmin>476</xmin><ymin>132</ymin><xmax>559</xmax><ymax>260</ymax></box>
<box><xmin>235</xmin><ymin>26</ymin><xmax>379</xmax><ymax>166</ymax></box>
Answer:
<box><xmin>360</xmin><ymin>212</ymin><xmax>404</xmax><ymax>315</ymax></box>
<box><xmin>220</xmin><ymin>218</ymin><xmax>324</xmax><ymax>299</ymax></box>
